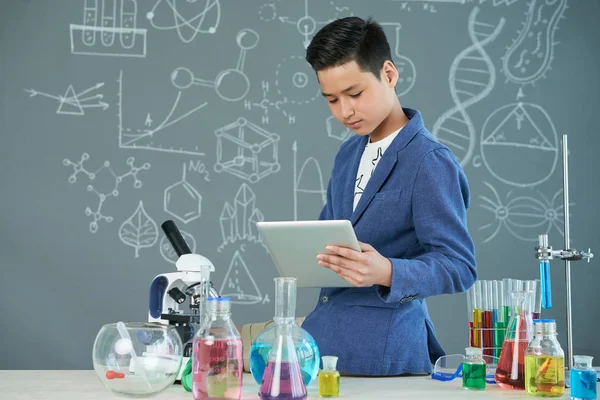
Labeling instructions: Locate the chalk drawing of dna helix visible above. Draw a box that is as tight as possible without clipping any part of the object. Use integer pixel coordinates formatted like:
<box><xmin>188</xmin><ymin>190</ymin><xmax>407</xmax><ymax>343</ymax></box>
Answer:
<box><xmin>502</xmin><ymin>0</ymin><xmax>568</xmax><ymax>86</ymax></box>
<box><xmin>433</xmin><ymin>7</ymin><xmax>505</xmax><ymax>167</ymax></box>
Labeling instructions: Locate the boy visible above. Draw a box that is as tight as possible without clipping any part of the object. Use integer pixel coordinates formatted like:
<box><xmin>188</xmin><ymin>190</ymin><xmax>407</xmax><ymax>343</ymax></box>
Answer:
<box><xmin>242</xmin><ymin>16</ymin><xmax>476</xmax><ymax>376</ymax></box>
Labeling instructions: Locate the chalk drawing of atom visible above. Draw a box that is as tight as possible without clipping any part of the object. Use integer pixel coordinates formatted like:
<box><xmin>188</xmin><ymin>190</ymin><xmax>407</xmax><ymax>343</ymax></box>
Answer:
<box><xmin>147</xmin><ymin>0</ymin><xmax>221</xmax><ymax>43</ymax></box>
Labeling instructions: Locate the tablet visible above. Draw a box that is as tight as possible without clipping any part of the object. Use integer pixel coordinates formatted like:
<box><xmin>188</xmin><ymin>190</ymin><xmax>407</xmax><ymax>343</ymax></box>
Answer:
<box><xmin>256</xmin><ymin>220</ymin><xmax>362</xmax><ymax>288</ymax></box>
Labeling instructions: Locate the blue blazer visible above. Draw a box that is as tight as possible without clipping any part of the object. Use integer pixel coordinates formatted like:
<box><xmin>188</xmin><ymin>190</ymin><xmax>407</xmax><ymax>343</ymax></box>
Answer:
<box><xmin>302</xmin><ymin>108</ymin><xmax>477</xmax><ymax>376</ymax></box>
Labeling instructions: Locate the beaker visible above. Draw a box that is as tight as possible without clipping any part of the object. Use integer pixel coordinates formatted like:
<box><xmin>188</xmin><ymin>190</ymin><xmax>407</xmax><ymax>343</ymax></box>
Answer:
<box><xmin>570</xmin><ymin>355</ymin><xmax>597</xmax><ymax>400</ymax></box>
<box><xmin>258</xmin><ymin>279</ymin><xmax>307</xmax><ymax>400</ymax></box>
<box><xmin>495</xmin><ymin>290</ymin><xmax>534</xmax><ymax>390</ymax></box>
<box><xmin>250</xmin><ymin>277</ymin><xmax>319</xmax><ymax>386</ymax></box>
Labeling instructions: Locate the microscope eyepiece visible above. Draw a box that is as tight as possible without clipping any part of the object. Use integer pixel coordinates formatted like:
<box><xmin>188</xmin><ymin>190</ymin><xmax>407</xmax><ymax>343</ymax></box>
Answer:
<box><xmin>161</xmin><ymin>220</ymin><xmax>192</xmax><ymax>256</ymax></box>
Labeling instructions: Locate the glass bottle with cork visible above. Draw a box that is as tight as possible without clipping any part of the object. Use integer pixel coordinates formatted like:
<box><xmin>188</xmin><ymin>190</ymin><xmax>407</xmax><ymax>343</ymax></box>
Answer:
<box><xmin>524</xmin><ymin>319</ymin><xmax>565</xmax><ymax>397</ymax></box>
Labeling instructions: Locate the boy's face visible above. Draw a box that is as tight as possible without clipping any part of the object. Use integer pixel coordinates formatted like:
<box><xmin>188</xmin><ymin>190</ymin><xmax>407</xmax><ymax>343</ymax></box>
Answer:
<box><xmin>318</xmin><ymin>60</ymin><xmax>398</xmax><ymax>137</ymax></box>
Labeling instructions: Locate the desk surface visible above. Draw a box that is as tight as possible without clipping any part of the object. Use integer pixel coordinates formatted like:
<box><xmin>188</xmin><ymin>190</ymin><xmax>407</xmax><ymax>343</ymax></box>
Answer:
<box><xmin>0</xmin><ymin>371</ymin><xmax>572</xmax><ymax>400</ymax></box>
<box><xmin>0</xmin><ymin>370</ymin><xmax>569</xmax><ymax>400</ymax></box>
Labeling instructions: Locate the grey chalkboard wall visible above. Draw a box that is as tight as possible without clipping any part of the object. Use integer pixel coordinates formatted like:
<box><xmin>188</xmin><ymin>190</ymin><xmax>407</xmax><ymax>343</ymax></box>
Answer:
<box><xmin>2</xmin><ymin>0</ymin><xmax>599</xmax><ymax>369</ymax></box>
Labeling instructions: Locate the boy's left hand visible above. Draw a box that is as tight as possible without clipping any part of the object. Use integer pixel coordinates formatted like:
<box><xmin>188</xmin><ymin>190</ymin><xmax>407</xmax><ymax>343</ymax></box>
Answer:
<box><xmin>316</xmin><ymin>242</ymin><xmax>392</xmax><ymax>287</ymax></box>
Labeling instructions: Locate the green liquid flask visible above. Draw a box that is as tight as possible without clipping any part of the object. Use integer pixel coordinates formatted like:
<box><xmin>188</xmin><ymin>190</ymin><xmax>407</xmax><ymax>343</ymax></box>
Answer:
<box><xmin>318</xmin><ymin>356</ymin><xmax>340</xmax><ymax>398</ymax></box>
<box><xmin>463</xmin><ymin>347</ymin><xmax>486</xmax><ymax>390</ymax></box>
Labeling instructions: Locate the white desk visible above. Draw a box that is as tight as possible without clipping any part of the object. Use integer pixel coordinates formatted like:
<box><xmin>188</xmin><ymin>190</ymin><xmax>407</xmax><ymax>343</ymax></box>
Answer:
<box><xmin>0</xmin><ymin>371</ymin><xmax>572</xmax><ymax>399</ymax></box>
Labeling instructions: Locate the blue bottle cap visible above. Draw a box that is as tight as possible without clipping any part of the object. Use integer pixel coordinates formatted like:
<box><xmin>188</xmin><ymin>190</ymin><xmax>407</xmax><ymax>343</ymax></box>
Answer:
<box><xmin>208</xmin><ymin>297</ymin><xmax>229</xmax><ymax>302</ymax></box>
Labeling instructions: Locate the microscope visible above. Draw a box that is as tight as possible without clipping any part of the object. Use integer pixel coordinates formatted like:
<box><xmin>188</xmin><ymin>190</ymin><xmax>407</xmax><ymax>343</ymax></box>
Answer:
<box><xmin>149</xmin><ymin>220</ymin><xmax>220</xmax><ymax>380</ymax></box>
<box><xmin>534</xmin><ymin>135</ymin><xmax>594</xmax><ymax>375</ymax></box>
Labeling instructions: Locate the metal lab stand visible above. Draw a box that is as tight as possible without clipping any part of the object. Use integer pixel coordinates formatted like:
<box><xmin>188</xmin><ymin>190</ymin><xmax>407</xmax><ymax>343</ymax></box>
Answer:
<box><xmin>534</xmin><ymin>134</ymin><xmax>594</xmax><ymax>372</ymax></box>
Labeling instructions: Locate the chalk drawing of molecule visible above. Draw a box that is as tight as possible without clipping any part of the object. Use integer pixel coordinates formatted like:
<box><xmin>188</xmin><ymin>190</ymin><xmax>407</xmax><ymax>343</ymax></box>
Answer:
<box><xmin>164</xmin><ymin>163</ymin><xmax>203</xmax><ymax>224</ymax></box>
<box><xmin>63</xmin><ymin>153</ymin><xmax>150</xmax><ymax>233</ymax></box>
<box><xmin>244</xmin><ymin>81</ymin><xmax>295</xmax><ymax>125</ymax></box>
<box><xmin>170</xmin><ymin>28</ymin><xmax>260</xmax><ymax>102</ymax></box>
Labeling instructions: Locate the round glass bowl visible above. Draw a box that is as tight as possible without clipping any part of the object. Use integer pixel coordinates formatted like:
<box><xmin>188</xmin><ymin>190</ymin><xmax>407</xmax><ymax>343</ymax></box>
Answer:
<box><xmin>93</xmin><ymin>322</ymin><xmax>183</xmax><ymax>397</ymax></box>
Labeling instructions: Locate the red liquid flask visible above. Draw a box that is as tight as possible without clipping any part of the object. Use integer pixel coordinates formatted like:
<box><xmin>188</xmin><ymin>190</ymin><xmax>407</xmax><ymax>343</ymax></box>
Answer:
<box><xmin>494</xmin><ymin>290</ymin><xmax>534</xmax><ymax>390</ymax></box>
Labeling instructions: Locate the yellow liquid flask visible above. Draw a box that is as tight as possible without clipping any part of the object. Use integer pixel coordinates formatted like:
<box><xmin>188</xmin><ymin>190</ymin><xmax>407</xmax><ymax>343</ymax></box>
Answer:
<box><xmin>318</xmin><ymin>356</ymin><xmax>340</xmax><ymax>398</ymax></box>
<box><xmin>524</xmin><ymin>319</ymin><xmax>565</xmax><ymax>397</ymax></box>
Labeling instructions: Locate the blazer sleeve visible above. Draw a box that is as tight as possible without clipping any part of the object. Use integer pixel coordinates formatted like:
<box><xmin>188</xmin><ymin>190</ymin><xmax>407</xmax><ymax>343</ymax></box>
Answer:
<box><xmin>377</xmin><ymin>148</ymin><xmax>477</xmax><ymax>303</ymax></box>
<box><xmin>318</xmin><ymin>178</ymin><xmax>334</xmax><ymax>221</ymax></box>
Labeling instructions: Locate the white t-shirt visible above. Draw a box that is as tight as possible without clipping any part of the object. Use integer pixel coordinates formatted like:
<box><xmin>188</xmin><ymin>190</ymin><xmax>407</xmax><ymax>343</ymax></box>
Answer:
<box><xmin>353</xmin><ymin>129</ymin><xmax>402</xmax><ymax>211</ymax></box>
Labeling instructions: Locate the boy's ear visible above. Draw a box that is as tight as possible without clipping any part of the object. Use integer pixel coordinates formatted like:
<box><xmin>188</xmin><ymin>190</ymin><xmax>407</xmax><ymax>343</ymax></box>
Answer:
<box><xmin>381</xmin><ymin>60</ymin><xmax>398</xmax><ymax>88</ymax></box>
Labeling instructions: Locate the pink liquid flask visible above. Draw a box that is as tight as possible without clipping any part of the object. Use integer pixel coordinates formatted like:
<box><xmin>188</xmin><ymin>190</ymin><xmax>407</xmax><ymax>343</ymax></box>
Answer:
<box><xmin>193</xmin><ymin>298</ymin><xmax>243</xmax><ymax>400</ymax></box>
<box><xmin>259</xmin><ymin>359</ymin><xmax>307</xmax><ymax>400</ymax></box>
<box><xmin>258</xmin><ymin>277</ymin><xmax>306</xmax><ymax>400</ymax></box>
<box><xmin>258</xmin><ymin>304</ymin><xmax>307</xmax><ymax>400</ymax></box>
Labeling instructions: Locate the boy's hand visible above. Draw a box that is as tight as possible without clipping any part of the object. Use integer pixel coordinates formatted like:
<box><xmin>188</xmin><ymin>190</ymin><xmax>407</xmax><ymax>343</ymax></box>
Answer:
<box><xmin>316</xmin><ymin>242</ymin><xmax>392</xmax><ymax>287</ymax></box>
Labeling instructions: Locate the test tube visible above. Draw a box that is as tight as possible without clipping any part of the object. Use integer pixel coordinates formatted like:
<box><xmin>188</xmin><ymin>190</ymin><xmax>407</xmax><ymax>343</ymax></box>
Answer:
<box><xmin>472</xmin><ymin>280</ymin><xmax>483</xmax><ymax>348</ymax></box>
<box><xmin>467</xmin><ymin>284</ymin><xmax>474</xmax><ymax>347</ymax></box>
<box><xmin>532</xmin><ymin>279</ymin><xmax>542</xmax><ymax>319</ymax></box>
<box><xmin>502</xmin><ymin>278</ymin><xmax>512</xmax><ymax>324</ymax></box>
<box><xmin>493</xmin><ymin>280</ymin><xmax>501</xmax><ymax>323</ymax></box>
<box><xmin>484</xmin><ymin>281</ymin><xmax>495</xmax><ymax>356</ymax></box>
<box><xmin>495</xmin><ymin>279</ymin><xmax>511</xmax><ymax>358</ymax></box>
<box><xmin>523</xmin><ymin>280</ymin><xmax>536</xmax><ymax>317</ymax></box>
<box><xmin>481</xmin><ymin>281</ymin><xmax>489</xmax><ymax>355</ymax></box>
<box><xmin>490</xmin><ymin>281</ymin><xmax>499</xmax><ymax>356</ymax></box>
<box><xmin>514</xmin><ymin>279</ymin><xmax>524</xmax><ymax>291</ymax></box>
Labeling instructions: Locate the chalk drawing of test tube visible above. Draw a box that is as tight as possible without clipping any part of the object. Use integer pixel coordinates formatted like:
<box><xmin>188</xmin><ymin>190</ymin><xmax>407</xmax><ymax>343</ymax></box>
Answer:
<box><xmin>70</xmin><ymin>0</ymin><xmax>147</xmax><ymax>58</ymax></box>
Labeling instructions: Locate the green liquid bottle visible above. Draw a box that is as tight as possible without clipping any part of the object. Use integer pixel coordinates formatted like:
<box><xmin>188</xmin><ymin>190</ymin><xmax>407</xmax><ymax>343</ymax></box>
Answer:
<box><xmin>463</xmin><ymin>347</ymin><xmax>486</xmax><ymax>390</ymax></box>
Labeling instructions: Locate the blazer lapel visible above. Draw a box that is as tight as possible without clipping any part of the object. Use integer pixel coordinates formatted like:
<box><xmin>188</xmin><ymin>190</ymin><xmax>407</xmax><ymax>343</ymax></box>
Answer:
<box><xmin>350</xmin><ymin>150</ymin><xmax>398</xmax><ymax>225</ymax></box>
<box><xmin>340</xmin><ymin>107</ymin><xmax>424</xmax><ymax>225</ymax></box>
<box><xmin>341</xmin><ymin>135</ymin><xmax>368</xmax><ymax>220</ymax></box>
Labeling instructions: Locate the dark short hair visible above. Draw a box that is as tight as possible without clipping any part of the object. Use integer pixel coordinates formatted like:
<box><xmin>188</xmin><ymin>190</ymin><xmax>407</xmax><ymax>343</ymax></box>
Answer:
<box><xmin>305</xmin><ymin>16</ymin><xmax>393</xmax><ymax>80</ymax></box>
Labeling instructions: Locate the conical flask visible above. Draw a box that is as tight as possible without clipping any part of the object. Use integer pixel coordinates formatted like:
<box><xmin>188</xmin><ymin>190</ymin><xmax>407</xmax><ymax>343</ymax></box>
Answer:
<box><xmin>495</xmin><ymin>290</ymin><xmax>534</xmax><ymax>390</ymax></box>
<box><xmin>258</xmin><ymin>278</ymin><xmax>308</xmax><ymax>400</ymax></box>
<box><xmin>250</xmin><ymin>277</ymin><xmax>319</xmax><ymax>386</ymax></box>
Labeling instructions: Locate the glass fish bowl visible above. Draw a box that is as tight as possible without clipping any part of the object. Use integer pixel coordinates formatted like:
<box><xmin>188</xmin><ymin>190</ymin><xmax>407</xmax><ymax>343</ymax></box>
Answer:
<box><xmin>93</xmin><ymin>322</ymin><xmax>183</xmax><ymax>398</ymax></box>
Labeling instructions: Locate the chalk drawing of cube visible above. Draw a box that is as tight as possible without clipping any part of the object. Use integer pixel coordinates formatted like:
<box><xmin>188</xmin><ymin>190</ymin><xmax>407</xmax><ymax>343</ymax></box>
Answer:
<box><xmin>214</xmin><ymin>117</ymin><xmax>281</xmax><ymax>184</ymax></box>
<box><xmin>326</xmin><ymin>116</ymin><xmax>352</xmax><ymax>141</ymax></box>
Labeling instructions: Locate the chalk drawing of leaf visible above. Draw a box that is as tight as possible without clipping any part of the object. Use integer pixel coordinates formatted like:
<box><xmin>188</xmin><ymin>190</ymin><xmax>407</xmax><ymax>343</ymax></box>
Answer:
<box><xmin>119</xmin><ymin>200</ymin><xmax>158</xmax><ymax>258</ymax></box>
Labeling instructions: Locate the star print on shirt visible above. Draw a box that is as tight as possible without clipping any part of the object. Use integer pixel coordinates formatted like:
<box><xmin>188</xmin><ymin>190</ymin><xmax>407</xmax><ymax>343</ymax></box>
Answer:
<box><xmin>371</xmin><ymin>147</ymin><xmax>383</xmax><ymax>173</ymax></box>
<box><xmin>354</xmin><ymin>174</ymin><xmax>365</xmax><ymax>198</ymax></box>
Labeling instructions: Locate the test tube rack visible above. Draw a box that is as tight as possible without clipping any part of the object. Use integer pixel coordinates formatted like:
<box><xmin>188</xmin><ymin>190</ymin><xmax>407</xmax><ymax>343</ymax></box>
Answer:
<box><xmin>534</xmin><ymin>134</ymin><xmax>594</xmax><ymax>372</ymax></box>
<box><xmin>466</xmin><ymin>279</ymin><xmax>540</xmax><ymax>361</ymax></box>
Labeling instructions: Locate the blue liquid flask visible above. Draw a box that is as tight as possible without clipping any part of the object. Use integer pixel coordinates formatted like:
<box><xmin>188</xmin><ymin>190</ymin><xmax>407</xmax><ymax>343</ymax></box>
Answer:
<box><xmin>570</xmin><ymin>355</ymin><xmax>597</xmax><ymax>400</ymax></box>
<box><xmin>250</xmin><ymin>278</ymin><xmax>320</xmax><ymax>387</ymax></box>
